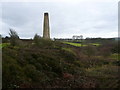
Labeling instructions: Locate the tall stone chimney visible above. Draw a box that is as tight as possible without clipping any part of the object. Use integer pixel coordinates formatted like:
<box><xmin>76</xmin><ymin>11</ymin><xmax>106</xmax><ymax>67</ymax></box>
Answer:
<box><xmin>43</xmin><ymin>12</ymin><xmax>50</xmax><ymax>39</ymax></box>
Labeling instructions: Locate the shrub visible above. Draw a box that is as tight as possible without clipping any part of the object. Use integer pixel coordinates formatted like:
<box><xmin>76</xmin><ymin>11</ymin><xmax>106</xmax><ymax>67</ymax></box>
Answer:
<box><xmin>33</xmin><ymin>34</ymin><xmax>54</xmax><ymax>48</ymax></box>
<box><xmin>2</xmin><ymin>63</ymin><xmax>24</xmax><ymax>88</ymax></box>
<box><xmin>23</xmin><ymin>64</ymin><xmax>40</xmax><ymax>82</ymax></box>
<box><xmin>33</xmin><ymin>34</ymin><xmax>41</xmax><ymax>46</ymax></box>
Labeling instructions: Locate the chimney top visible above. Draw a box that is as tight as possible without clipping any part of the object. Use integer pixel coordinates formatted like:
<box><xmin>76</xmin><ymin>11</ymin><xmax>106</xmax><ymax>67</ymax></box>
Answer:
<box><xmin>44</xmin><ymin>12</ymin><xmax>48</xmax><ymax>15</ymax></box>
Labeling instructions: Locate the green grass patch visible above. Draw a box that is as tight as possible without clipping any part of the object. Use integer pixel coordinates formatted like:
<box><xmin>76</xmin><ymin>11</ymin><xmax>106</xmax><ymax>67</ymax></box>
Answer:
<box><xmin>63</xmin><ymin>42</ymin><xmax>87</xmax><ymax>47</ymax></box>
<box><xmin>90</xmin><ymin>43</ymin><xmax>100</xmax><ymax>46</ymax></box>
<box><xmin>0</xmin><ymin>43</ymin><xmax>10</xmax><ymax>49</ymax></box>
<box><xmin>63</xmin><ymin>42</ymin><xmax>100</xmax><ymax>47</ymax></box>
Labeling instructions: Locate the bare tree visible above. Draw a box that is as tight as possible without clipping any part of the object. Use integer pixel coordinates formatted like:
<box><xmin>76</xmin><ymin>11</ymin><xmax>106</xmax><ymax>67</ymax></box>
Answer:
<box><xmin>9</xmin><ymin>29</ymin><xmax>20</xmax><ymax>46</ymax></box>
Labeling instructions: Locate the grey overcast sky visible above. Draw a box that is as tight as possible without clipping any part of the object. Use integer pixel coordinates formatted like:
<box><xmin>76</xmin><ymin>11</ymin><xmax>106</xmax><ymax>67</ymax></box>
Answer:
<box><xmin>0</xmin><ymin>0</ymin><xmax>119</xmax><ymax>39</ymax></box>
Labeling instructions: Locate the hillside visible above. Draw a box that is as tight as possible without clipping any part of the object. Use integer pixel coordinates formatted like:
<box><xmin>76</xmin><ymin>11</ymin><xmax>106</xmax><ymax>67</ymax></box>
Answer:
<box><xmin>2</xmin><ymin>37</ymin><xmax>120</xmax><ymax>88</ymax></box>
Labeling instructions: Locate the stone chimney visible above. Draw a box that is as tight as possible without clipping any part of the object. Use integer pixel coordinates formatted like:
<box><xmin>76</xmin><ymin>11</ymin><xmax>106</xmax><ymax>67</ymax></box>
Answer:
<box><xmin>43</xmin><ymin>12</ymin><xmax>50</xmax><ymax>39</ymax></box>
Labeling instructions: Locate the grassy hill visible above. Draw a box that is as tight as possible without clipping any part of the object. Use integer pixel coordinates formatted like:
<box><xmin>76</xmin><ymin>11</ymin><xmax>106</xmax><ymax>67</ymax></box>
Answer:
<box><xmin>2</xmin><ymin>37</ymin><xmax>120</xmax><ymax>88</ymax></box>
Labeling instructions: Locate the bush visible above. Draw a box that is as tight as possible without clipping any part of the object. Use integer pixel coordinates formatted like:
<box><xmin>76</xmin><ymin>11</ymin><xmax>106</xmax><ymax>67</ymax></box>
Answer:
<box><xmin>33</xmin><ymin>34</ymin><xmax>54</xmax><ymax>48</ymax></box>
<box><xmin>33</xmin><ymin>34</ymin><xmax>41</xmax><ymax>46</ymax></box>
<box><xmin>3</xmin><ymin>63</ymin><xmax>24</xmax><ymax>88</ymax></box>
<box><xmin>23</xmin><ymin>64</ymin><xmax>41</xmax><ymax>82</ymax></box>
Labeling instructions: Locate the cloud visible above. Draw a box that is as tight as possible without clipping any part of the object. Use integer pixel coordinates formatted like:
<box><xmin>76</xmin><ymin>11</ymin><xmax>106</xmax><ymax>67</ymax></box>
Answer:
<box><xmin>1</xmin><ymin>1</ymin><xmax>118</xmax><ymax>39</ymax></box>
<box><xmin>1</xmin><ymin>0</ymin><xmax>119</xmax><ymax>3</ymax></box>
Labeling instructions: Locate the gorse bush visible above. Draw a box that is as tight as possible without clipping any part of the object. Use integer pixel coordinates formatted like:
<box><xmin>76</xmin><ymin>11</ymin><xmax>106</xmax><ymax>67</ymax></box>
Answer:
<box><xmin>33</xmin><ymin>34</ymin><xmax>41</xmax><ymax>46</ymax></box>
<box><xmin>33</xmin><ymin>34</ymin><xmax>54</xmax><ymax>48</ymax></box>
